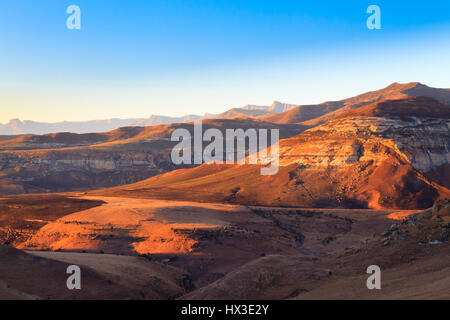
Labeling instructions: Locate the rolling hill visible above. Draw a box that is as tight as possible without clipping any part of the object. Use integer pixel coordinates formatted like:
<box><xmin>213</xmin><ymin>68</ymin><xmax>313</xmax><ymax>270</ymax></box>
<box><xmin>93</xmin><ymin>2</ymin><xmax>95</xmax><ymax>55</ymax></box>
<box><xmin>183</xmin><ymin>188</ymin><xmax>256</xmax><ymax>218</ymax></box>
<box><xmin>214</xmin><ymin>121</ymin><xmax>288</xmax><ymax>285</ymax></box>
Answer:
<box><xmin>261</xmin><ymin>82</ymin><xmax>450</xmax><ymax>125</ymax></box>
<box><xmin>0</xmin><ymin>119</ymin><xmax>306</xmax><ymax>194</ymax></box>
<box><xmin>95</xmin><ymin>96</ymin><xmax>450</xmax><ymax>209</ymax></box>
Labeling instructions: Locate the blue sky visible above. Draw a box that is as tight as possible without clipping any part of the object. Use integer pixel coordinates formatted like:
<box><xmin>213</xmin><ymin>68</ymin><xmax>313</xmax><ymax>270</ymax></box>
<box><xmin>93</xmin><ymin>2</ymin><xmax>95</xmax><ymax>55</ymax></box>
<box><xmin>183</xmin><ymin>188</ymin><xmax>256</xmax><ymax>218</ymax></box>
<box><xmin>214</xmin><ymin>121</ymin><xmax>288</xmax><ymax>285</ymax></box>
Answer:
<box><xmin>0</xmin><ymin>0</ymin><xmax>449</xmax><ymax>123</ymax></box>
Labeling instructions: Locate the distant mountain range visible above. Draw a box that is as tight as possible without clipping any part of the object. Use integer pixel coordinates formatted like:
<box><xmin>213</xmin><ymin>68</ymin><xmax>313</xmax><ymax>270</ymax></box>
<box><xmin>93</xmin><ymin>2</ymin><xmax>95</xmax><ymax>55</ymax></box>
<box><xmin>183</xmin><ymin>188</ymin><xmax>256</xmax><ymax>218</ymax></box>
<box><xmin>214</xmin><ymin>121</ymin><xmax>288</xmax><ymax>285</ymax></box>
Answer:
<box><xmin>0</xmin><ymin>101</ymin><xmax>298</xmax><ymax>135</ymax></box>
<box><xmin>3</xmin><ymin>82</ymin><xmax>449</xmax><ymax>136</ymax></box>
<box><xmin>260</xmin><ymin>82</ymin><xmax>450</xmax><ymax>125</ymax></box>
<box><xmin>0</xmin><ymin>115</ymin><xmax>204</xmax><ymax>136</ymax></box>
<box><xmin>1</xmin><ymin>82</ymin><xmax>449</xmax><ymax>209</ymax></box>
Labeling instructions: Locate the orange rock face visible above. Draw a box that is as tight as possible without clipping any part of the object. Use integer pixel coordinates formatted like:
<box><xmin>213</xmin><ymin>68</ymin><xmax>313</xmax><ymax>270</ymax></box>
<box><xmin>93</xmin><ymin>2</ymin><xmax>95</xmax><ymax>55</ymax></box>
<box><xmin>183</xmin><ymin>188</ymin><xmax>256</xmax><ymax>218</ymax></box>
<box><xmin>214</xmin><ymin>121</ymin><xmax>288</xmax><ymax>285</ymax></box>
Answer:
<box><xmin>96</xmin><ymin>97</ymin><xmax>449</xmax><ymax>210</ymax></box>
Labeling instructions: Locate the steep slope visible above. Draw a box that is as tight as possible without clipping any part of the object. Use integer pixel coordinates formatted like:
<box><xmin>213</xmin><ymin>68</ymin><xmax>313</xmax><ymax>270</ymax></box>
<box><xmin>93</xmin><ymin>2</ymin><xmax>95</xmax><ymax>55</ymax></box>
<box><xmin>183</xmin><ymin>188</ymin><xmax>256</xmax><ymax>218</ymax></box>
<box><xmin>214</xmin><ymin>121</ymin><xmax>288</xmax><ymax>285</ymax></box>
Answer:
<box><xmin>0</xmin><ymin>119</ymin><xmax>307</xmax><ymax>194</ymax></box>
<box><xmin>261</xmin><ymin>101</ymin><xmax>342</xmax><ymax>124</ymax></box>
<box><xmin>97</xmin><ymin>97</ymin><xmax>450</xmax><ymax>209</ymax></box>
<box><xmin>0</xmin><ymin>245</ymin><xmax>190</xmax><ymax>299</ymax></box>
<box><xmin>262</xmin><ymin>82</ymin><xmax>450</xmax><ymax>125</ymax></box>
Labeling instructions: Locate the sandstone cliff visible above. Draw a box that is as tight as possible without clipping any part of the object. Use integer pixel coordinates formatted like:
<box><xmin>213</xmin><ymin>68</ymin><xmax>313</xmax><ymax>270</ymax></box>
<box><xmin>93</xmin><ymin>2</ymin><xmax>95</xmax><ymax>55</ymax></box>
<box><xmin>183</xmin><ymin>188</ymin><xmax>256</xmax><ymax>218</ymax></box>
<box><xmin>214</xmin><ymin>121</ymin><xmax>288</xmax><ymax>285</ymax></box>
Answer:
<box><xmin>0</xmin><ymin>120</ymin><xmax>304</xmax><ymax>194</ymax></box>
<box><xmin>101</xmin><ymin>97</ymin><xmax>449</xmax><ymax>209</ymax></box>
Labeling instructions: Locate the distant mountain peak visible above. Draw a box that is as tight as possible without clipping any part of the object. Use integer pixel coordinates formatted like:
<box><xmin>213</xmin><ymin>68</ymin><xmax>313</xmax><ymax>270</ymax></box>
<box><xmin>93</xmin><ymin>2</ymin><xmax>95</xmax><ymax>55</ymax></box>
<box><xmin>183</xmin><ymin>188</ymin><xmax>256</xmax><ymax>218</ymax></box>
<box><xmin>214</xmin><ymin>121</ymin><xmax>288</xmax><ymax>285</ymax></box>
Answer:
<box><xmin>337</xmin><ymin>96</ymin><xmax>450</xmax><ymax>120</ymax></box>
<box><xmin>9</xmin><ymin>118</ymin><xmax>22</xmax><ymax>124</ymax></box>
<box><xmin>388</xmin><ymin>81</ymin><xmax>420</xmax><ymax>86</ymax></box>
<box><xmin>2</xmin><ymin>82</ymin><xmax>448</xmax><ymax>135</ymax></box>
<box><xmin>268</xmin><ymin>101</ymin><xmax>298</xmax><ymax>113</ymax></box>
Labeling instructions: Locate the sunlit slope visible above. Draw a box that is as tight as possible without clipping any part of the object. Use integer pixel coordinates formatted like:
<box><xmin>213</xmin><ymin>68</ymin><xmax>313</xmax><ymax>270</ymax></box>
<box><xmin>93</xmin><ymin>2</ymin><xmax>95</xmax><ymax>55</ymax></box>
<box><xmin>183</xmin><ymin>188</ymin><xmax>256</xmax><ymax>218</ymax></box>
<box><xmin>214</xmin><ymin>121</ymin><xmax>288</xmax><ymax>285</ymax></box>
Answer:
<box><xmin>96</xmin><ymin>97</ymin><xmax>450</xmax><ymax>209</ymax></box>
<box><xmin>261</xmin><ymin>82</ymin><xmax>450</xmax><ymax>125</ymax></box>
<box><xmin>0</xmin><ymin>119</ymin><xmax>306</xmax><ymax>194</ymax></box>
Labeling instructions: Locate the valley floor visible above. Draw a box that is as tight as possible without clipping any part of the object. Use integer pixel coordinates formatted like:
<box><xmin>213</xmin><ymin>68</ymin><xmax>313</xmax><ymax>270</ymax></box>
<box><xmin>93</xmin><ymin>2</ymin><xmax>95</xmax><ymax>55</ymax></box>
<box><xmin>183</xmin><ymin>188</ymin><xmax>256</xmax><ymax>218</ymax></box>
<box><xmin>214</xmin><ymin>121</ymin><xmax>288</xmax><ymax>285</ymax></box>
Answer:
<box><xmin>0</xmin><ymin>194</ymin><xmax>448</xmax><ymax>299</ymax></box>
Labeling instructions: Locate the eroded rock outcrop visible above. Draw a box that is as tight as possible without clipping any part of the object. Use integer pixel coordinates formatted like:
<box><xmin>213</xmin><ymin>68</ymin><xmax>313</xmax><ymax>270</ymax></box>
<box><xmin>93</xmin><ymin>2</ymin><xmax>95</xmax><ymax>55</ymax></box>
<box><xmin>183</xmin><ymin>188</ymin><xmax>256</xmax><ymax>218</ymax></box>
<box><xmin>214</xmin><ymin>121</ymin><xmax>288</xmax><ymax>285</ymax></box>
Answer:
<box><xmin>432</xmin><ymin>199</ymin><xmax>450</xmax><ymax>222</ymax></box>
<box><xmin>111</xmin><ymin>97</ymin><xmax>450</xmax><ymax>210</ymax></box>
<box><xmin>280</xmin><ymin>97</ymin><xmax>450</xmax><ymax>172</ymax></box>
<box><xmin>0</xmin><ymin>119</ymin><xmax>304</xmax><ymax>194</ymax></box>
